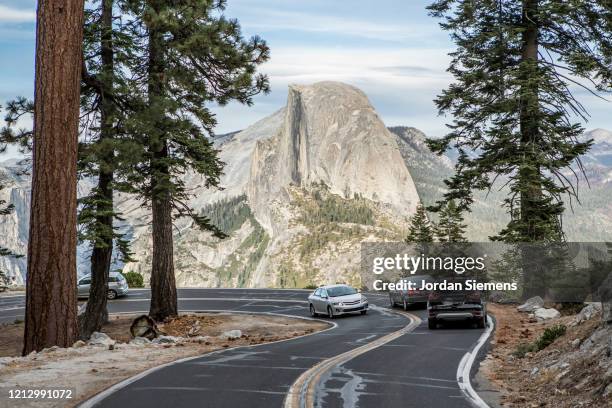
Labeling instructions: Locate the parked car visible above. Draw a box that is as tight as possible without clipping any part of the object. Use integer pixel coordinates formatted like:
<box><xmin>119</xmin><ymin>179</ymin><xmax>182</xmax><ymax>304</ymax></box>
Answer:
<box><xmin>389</xmin><ymin>275</ymin><xmax>434</xmax><ymax>310</ymax></box>
<box><xmin>308</xmin><ymin>284</ymin><xmax>368</xmax><ymax>318</ymax></box>
<box><xmin>77</xmin><ymin>272</ymin><xmax>129</xmax><ymax>300</ymax></box>
<box><xmin>427</xmin><ymin>281</ymin><xmax>486</xmax><ymax>329</ymax></box>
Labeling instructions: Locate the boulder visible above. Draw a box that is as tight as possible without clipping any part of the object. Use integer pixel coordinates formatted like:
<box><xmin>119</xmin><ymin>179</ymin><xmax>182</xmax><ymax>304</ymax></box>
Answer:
<box><xmin>222</xmin><ymin>330</ymin><xmax>242</xmax><ymax>340</ymax></box>
<box><xmin>130</xmin><ymin>336</ymin><xmax>151</xmax><ymax>345</ymax></box>
<box><xmin>152</xmin><ymin>335</ymin><xmax>180</xmax><ymax>344</ymax></box>
<box><xmin>72</xmin><ymin>340</ymin><xmax>86</xmax><ymax>348</ymax></box>
<box><xmin>517</xmin><ymin>296</ymin><xmax>544</xmax><ymax>312</ymax></box>
<box><xmin>573</xmin><ymin>303</ymin><xmax>602</xmax><ymax>325</ymax></box>
<box><xmin>88</xmin><ymin>332</ymin><xmax>115</xmax><ymax>347</ymax></box>
<box><xmin>599</xmin><ymin>272</ymin><xmax>612</xmax><ymax>325</ymax></box>
<box><xmin>534</xmin><ymin>307</ymin><xmax>561</xmax><ymax>321</ymax></box>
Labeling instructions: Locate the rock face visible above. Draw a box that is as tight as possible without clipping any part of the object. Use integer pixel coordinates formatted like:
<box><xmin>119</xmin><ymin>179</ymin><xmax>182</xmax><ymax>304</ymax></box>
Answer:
<box><xmin>2</xmin><ymin>82</ymin><xmax>611</xmax><ymax>288</ymax></box>
<box><xmin>249</xmin><ymin>82</ymin><xmax>419</xmax><ymax>234</ymax></box>
<box><xmin>0</xmin><ymin>160</ymin><xmax>30</xmax><ymax>286</ymax></box>
<box><xmin>127</xmin><ymin>82</ymin><xmax>421</xmax><ymax>288</ymax></box>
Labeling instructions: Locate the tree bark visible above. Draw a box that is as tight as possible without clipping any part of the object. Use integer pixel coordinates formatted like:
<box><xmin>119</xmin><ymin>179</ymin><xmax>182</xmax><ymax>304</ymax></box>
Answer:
<box><xmin>23</xmin><ymin>0</ymin><xmax>84</xmax><ymax>355</ymax></box>
<box><xmin>519</xmin><ymin>0</ymin><xmax>545</xmax><ymax>299</ymax></box>
<box><xmin>149</xmin><ymin>142</ymin><xmax>178</xmax><ymax>321</ymax></box>
<box><xmin>519</xmin><ymin>0</ymin><xmax>541</xmax><ymax>242</ymax></box>
<box><xmin>147</xmin><ymin>0</ymin><xmax>178</xmax><ymax>321</ymax></box>
<box><xmin>79</xmin><ymin>0</ymin><xmax>115</xmax><ymax>340</ymax></box>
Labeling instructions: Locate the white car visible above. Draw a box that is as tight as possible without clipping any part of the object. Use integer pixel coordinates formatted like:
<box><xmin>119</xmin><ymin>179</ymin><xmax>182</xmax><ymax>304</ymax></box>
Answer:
<box><xmin>77</xmin><ymin>272</ymin><xmax>129</xmax><ymax>300</ymax></box>
<box><xmin>308</xmin><ymin>284</ymin><xmax>368</xmax><ymax>318</ymax></box>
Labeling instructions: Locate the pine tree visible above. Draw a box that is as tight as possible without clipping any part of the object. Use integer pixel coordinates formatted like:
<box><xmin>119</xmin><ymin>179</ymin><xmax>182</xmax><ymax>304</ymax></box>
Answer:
<box><xmin>427</xmin><ymin>0</ymin><xmax>612</xmax><ymax>243</ymax></box>
<box><xmin>405</xmin><ymin>203</ymin><xmax>435</xmax><ymax>243</ymax></box>
<box><xmin>77</xmin><ymin>0</ymin><xmax>139</xmax><ymax>338</ymax></box>
<box><xmin>122</xmin><ymin>0</ymin><xmax>270</xmax><ymax>320</ymax></box>
<box><xmin>435</xmin><ymin>200</ymin><xmax>467</xmax><ymax>243</ymax></box>
<box><xmin>23</xmin><ymin>0</ymin><xmax>84</xmax><ymax>354</ymax></box>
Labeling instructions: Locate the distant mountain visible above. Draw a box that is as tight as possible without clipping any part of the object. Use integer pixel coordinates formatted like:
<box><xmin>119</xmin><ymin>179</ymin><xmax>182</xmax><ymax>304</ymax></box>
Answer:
<box><xmin>0</xmin><ymin>84</ymin><xmax>610</xmax><ymax>287</ymax></box>
<box><xmin>389</xmin><ymin>127</ymin><xmax>612</xmax><ymax>242</ymax></box>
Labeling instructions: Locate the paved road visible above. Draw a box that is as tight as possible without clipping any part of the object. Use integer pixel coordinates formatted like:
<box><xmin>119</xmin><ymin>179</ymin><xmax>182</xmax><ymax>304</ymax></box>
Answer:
<box><xmin>0</xmin><ymin>289</ymin><xmax>488</xmax><ymax>408</ymax></box>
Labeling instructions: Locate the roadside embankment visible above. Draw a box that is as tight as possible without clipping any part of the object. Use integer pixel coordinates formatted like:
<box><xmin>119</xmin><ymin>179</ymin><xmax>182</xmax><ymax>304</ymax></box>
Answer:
<box><xmin>480</xmin><ymin>302</ymin><xmax>611</xmax><ymax>407</ymax></box>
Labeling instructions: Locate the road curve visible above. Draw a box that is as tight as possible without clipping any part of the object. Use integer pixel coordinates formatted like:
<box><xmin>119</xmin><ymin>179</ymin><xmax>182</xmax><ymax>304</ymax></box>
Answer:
<box><xmin>0</xmin><ymin>289</ymin><xmax>489</xmax><ymax>408</ymax></box>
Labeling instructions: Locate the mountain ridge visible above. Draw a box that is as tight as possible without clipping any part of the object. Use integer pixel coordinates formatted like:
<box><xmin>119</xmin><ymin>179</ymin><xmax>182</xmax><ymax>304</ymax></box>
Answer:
<box><xmin>1</xmin><ymin>83</ymin><xmax>611</xmax><ymax>287</ymax></box>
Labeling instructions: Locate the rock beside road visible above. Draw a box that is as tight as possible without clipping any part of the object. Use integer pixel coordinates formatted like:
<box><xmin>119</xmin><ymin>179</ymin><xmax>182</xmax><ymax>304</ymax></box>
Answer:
<box><xmin>222</xmin><ymin>330</ymin><xmax>242</xmax><ymax>340</ymax></box>
<box><xmin>130</xmin><ymin>336</ymin><xmax>152</xmax><ymax>345</ymax></box>
<box><xmin>572</xmin><ymin>303</ymin><xmax>602</xmax><ymax>326</ymax></box>
<box><xmin>152</xmin><ymin>336</ymin><xmax>181</xmax><ymax>344</ymax></box>
<box><xmin>88</xmin><ymin>332</ymin><xmax>116</xmax><ymax>347</ymax></box>
<box><xmin>534</xmin><ymin>308</ymin><xmax>561</xmax><ymax>321</ymax></box>
<box><xmin>517</xmin><ymin>296</ymin><xmax>544</xmax><ymax>312</ymax></box>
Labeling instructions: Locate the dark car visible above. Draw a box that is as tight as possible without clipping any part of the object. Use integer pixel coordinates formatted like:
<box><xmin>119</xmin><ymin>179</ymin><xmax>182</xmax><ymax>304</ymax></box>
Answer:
<box><xmin>427</xmin><ymin>282</ymin><xmax>486</xmax><ymax>329</ymax></box>
<box><xmin>389</xmin><ymin>275</ymin><xmax>434</xmax><ymax>310</ymax></box>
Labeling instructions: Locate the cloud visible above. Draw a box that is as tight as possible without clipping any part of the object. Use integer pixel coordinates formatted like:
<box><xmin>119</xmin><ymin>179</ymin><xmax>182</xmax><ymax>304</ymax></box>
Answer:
<box><xmin>231</xmin><ymin>8</ymin><xmax>440</xmax><ymax>43</ymax></box>
<box><xmin>0</xmin><ymin>5</ymin><xmax>35</xmax><ymax>23</ymax></box>
<box><xmin>211</xmin><ymin>45</ymin><xmax>454</xmax><ymax>136</ymax></box>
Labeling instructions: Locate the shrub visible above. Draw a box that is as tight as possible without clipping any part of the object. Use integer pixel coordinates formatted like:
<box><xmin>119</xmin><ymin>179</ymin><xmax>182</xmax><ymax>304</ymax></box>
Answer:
<box><xmin>512</xmin><ymin>342</ymin><xmax>537</xmax><ymax>358</ymax></box>
<box><xmin>124</xmin><ymin>271</ymin><xmax>144</xmax><ymax>288</ymax></box>
<box><xmin>303</xmin><ymin>284</ymin><xmax>317</xmax><ymax>290</ymax></box>
<box><xmin>513</xmin><ymin>324</ymin><xmax>567</xmax><ymax>358</ymax></box>
<box><xmin>534</xmin><ymin>324</ymin><xmax>566</xmax><ymax>350</ymax></box>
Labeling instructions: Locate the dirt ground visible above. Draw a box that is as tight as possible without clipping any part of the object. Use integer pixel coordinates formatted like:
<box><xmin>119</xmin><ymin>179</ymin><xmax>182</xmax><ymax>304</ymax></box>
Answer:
<box><xmin>0</xmin><ymin>313</ymin><xmax>329</xmax><ymax>408</ymax></box>
<box><xmin>481</xmin><ymin>303</ymin><xmax>611</xmax><ymax>408</ymax></box>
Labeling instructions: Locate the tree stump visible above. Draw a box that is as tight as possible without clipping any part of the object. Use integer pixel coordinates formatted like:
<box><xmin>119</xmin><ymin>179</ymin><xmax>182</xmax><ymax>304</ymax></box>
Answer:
<box><xmin>130</xmin><ymin>315</ymin><xmax>160</xmax><ymax>340</ymax></box>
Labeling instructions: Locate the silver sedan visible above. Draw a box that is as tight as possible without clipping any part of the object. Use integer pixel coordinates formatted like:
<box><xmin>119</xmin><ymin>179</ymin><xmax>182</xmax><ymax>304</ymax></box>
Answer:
<box><xmin>308</xmin><ymin>284</ymin><xmax>368</xmax><ymax>318</ymax></box>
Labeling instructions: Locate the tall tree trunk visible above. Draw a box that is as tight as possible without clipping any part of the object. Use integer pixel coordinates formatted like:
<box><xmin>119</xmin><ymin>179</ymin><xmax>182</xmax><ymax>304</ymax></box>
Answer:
<box><xmin>149</xmin><ymin>146</ymin><xmax>178</xmax><ymax>321</ymax></box>
<box><xmin>519</xmin><ymin>0</ymin><xmax>541</xmax><ymax>241</ymax></box>
<box><xmin>147</xmin><ymin>0</ymin><xmax>178</xmax><ymax>321</ymax></box>
<box><xmin>23</xmin><ymin>0</ymin><xmax>85</xmax><ymax>355</ymax></box>
<box><xmin>519</xmin><ymin>0</ymin><xmax>544</xmax><ymax>299</ymax></box>
<box><xmin>79</xmin><ymin>0</ymin><xmax>115</xmax><ymax>339</ymax></box>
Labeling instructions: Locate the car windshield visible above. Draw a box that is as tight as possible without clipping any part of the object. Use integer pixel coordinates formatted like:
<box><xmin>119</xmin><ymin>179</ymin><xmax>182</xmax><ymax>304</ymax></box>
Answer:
<box><xmin>327</xmin><ymin>286</ymin><xmax>357</xmax><ymax>297</ymax></box>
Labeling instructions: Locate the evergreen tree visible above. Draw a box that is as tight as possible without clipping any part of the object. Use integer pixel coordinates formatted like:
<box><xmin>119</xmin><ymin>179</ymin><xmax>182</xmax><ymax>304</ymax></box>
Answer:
<box><xmin>427</xmin><ymin>0</ymin><xmax>612</xmax><ymax>243</ymax></box>
<box><xmin>23</xmin><ymin>0</ymin><xmax>84</xmax><ymax>354</ymax></box>
<box><xmin>77</xmin><ymin>0</ymin><xmax>140</xmax><ymax>338</ymax></box>
<box><xmin>122</xmin><ymin>0</ymin><xmax>270</xmax><ymax>320</ymax></box>
<box><xmin>405</xmin><ymin>203</ymin><xmax>435</xmax><ymax>243</ymax></box>
<box><xmin>435</xmin><ymin>200</ymin><xmax>467</xmax><ymax>242</ymax></box>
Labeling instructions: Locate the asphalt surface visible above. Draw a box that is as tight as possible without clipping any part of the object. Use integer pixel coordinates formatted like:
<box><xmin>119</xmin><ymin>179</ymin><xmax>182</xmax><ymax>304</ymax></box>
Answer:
<box><xmin>0</xmin><ymin>289</ymin><xmax>487</xmax><ymax>408</ymax></box>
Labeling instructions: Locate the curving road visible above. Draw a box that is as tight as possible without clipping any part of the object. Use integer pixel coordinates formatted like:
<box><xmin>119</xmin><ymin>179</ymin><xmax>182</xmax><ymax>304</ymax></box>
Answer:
<box><xmin>0</xmin><ymin>289</ymin><xmax>491</xmax><ymax>408</ymax></box>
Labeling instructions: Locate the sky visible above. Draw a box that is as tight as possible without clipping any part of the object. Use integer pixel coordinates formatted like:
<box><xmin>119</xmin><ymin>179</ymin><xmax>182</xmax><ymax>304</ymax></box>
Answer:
<box><xmin>0</xmin><ymin>0</ymin><xmax>610</xmax><ymax>140</ymax></box>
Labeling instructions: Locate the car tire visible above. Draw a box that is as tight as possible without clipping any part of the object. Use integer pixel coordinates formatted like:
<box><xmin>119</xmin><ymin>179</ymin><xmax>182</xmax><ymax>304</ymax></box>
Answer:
<box><xmin>476</xmin><ymin>316</ymin><xmax>486</xmax><ymax>329</ymax></box>
<box><xmin>310</xmin><ymin>304</ymin><xmax>318</xmax><ymax>317</ymax></box>
<box><xmin>403</xmin><ymin>299</ymin><xmax>408</xmax><ymax>311</ymax></box>
<box><xmin>107</xmin><ymin>290</ymin><xmax>117</xmax><ymax>300</ymax></box>
<box><xmin>360</xmin><ymin>310</ymin><xmax>367</xmax><ymax>315</ymax></box>
<box><xmin>327</xmin><ymin>306</ymin><xmax>334</xmax><ymax>319</ymax></box>
<box><xmin>428</xmin><ymin>318</ymin><xmax>437</xmax><ymax>330</ymax></box>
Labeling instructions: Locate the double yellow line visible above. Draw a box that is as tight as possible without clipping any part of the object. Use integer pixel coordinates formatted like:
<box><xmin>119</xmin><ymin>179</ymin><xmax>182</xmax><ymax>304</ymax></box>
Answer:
<box><xmin>284</xmin><ymin>309</ymin><xmax>421</xmax><ymax>408</ymax></box>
